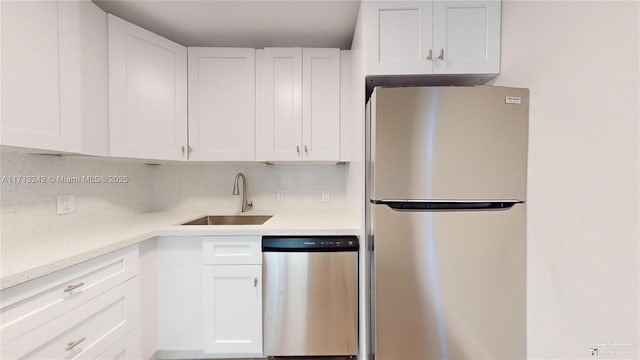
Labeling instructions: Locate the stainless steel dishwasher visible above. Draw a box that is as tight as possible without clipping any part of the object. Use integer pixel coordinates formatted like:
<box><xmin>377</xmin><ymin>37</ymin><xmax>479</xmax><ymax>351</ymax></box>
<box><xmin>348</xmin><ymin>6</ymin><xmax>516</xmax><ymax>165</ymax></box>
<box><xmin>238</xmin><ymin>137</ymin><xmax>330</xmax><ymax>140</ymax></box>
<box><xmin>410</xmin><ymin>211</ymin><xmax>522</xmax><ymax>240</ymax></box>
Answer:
<box><xmin>262</xmin><ymin>235</ymin><xmax>358</xmax><ymax>358</ymax></box>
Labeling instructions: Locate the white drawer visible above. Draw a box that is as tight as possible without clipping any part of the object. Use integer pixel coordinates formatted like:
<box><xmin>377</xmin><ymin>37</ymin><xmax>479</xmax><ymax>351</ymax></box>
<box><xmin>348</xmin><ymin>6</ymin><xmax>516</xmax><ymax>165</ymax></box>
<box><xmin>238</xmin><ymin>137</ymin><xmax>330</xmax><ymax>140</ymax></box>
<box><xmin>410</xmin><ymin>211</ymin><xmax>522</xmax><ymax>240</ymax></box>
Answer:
<box><xmin>96</xmin><ymin>327</ymin><xmax>140</xmax><ymax>360</ymax></box>
<box><xmin>203</xmin><ymin>236</ymin><xmax>261</xmax><ymax>265</ymax></box>
<box><xmin>1</xmin><ymin>277</ymin><xmax>139</xmax><ymax>360</ymax></box>
<box><xmin>0</xmin><ymin>246</ymin><xmax>139</xmax><ymax>345</ymax></box>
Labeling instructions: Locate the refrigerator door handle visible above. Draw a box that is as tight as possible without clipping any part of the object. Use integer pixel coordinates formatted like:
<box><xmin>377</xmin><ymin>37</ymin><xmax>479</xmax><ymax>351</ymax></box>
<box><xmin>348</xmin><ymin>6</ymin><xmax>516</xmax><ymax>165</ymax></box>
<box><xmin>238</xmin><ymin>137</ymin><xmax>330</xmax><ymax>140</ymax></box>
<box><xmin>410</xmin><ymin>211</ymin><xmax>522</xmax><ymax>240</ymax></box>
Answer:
<box><xmin>370</xmin><ymin>199</ymin><xmax>522</xmax><ymax>211</ymax></box>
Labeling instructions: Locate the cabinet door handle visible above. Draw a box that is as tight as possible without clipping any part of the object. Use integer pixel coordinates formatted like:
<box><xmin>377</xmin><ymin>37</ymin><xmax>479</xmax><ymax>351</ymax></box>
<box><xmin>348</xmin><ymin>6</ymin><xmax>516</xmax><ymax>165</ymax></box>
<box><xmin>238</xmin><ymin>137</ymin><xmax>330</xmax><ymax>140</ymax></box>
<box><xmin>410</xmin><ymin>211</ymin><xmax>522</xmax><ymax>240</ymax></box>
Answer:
<box><xmin>181</xmin><ymin>145</ymin><xmax>186</xmax><ymax>155</ymax></box>
<box><xmin>254</xmin><ymin>278</ymin><xmax>258</xmax><ymax>287</ymax></box>
<box><xmin>296</xmin><ymin>145</ymin><xmax>300</xmax><ymax>155</ymax></box>
<box><xmin>63</xmin><ymin>282</ymin><xmax>85</xmax><ymax>293</ymax></box>
<box><xmin>438</xmin><ymin>48</ymin><xmax>445</xmax><ymax>60</ymax></box>
<box><xmin>427</xmin><ymin>49</ymin><xmax>433</xmax><ymax>61</ymax></box>
<box><xmin>304</xmin><ymin>145</ymin><xmax>308</xmax><ymax>155</ymax></box>
<box><xmin>66</xmin><ymin>337</ymin><xmax>86</xmax><ymax>351</ymax></box>
<box><xmin>188</xmin><ymin>146</ymin><xmax>193</xmax><ymax>154</ymax></box>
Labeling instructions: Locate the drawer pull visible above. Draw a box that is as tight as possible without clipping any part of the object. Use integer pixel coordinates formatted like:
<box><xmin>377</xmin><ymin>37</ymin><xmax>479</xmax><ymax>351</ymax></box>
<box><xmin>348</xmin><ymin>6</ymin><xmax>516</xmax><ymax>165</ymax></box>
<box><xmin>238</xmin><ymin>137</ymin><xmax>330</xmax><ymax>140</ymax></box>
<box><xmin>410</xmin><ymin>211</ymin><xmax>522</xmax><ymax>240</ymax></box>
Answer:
<box><xmin>65</xmin><ymin>337</ymin><xmax>86</xmax><ymax>351</ymax></box>
<box><xmin>63</xmin><ymin>282</ymin><xmax>85</xmax><ymax>293</ymax></box>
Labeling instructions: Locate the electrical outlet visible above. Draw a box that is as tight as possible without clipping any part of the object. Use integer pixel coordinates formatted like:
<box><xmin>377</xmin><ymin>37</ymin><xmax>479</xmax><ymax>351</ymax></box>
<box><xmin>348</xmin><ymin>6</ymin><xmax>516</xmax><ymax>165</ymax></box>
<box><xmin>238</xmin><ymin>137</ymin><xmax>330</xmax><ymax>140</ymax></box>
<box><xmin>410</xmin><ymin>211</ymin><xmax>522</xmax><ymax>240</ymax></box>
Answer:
<box><xmin>56</xmin><ymin>194</ymin><xmax>75</xmax><ymax>215</ymax></box>
<box><xmin>322</xmin><ymin>190</ymin><xmax>331</xmax><ymax>202</ymax></box>
<box><xmin>276</xmin><ymin>190</ymin><xmax>285</xmax><ymax>202</ymax></box>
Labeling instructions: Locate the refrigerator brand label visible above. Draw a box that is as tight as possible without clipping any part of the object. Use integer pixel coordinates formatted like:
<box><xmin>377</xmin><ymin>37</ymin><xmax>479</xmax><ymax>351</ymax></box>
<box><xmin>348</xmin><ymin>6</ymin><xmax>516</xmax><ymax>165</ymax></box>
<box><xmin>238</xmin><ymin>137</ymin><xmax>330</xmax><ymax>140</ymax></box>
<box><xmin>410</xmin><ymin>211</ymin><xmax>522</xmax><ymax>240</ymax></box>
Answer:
<box><xmin>505</xmin><ymin>96</ymin><xmax>522</xmax><ymax>104</ymax></box>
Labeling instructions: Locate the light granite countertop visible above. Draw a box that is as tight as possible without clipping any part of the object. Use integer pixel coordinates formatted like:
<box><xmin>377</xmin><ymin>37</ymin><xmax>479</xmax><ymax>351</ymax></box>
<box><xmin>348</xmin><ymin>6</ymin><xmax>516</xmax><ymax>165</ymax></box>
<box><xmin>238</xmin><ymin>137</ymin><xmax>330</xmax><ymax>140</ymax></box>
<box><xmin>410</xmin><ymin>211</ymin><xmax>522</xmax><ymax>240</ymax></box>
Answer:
<box><xmin>0</xmin><ymin>211</ymin><xmax>359</xmax><ymax>290</ymax></box>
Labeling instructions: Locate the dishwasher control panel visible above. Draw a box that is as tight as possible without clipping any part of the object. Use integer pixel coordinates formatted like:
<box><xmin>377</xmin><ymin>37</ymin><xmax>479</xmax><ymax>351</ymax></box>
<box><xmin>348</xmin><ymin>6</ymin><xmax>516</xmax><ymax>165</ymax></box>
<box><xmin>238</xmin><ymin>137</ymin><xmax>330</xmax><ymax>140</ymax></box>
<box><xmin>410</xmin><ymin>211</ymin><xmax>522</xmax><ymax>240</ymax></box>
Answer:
<box><xmin>262</xmin><ymin>236</ymin><xmax>358</xmax><ymax>252</ymax></box>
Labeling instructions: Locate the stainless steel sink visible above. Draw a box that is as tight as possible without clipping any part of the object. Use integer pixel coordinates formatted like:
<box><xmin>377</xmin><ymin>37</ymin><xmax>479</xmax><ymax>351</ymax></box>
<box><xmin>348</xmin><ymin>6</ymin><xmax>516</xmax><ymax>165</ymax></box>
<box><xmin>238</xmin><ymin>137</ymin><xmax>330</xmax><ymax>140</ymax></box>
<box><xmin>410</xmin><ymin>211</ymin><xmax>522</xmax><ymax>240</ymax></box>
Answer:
<box><xmin>181</xmin><ymin>215</ymin><xmax>272</xmax><ymax>226</ymax></box>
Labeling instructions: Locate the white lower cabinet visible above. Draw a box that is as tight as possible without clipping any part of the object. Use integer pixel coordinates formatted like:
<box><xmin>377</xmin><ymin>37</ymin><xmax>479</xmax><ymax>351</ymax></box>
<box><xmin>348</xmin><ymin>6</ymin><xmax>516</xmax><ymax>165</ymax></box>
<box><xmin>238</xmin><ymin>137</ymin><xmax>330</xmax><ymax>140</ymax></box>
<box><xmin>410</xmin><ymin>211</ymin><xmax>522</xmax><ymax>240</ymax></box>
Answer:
<box><xmin>156</xmin><ymin>237</ymin><xmax>204</xmax><ymax>356</ymax></box>
<box><xmin>202</xmin><ymin>236</ymin><xmax>263</xmax><ymax>357</ymax></box>
<box><xmin>96</xmin><ymin>328</ymin><xmax>141</xmax><ymax>360</ymax></box>
<box><xmin>2</xmin><ymin>279</ymin><xmax>139</xmax><ymax>359</ymax></box>
<box><xmin>0</xmin><ymin>246</ymin><xmax>140</xmax><ymax>360</ymax></box>
<box><xmin>202</xmin><ymin>265</ymin><xmax>262</xmax><ymax>355</ymax></box>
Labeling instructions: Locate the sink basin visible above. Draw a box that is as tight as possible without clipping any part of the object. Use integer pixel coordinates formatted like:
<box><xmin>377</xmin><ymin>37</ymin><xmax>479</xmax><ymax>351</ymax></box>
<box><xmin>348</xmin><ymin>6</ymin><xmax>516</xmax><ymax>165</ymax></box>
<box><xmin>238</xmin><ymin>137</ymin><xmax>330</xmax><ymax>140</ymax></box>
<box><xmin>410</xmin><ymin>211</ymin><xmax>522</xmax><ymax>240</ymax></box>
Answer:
<box><xmin>181</xmin><ymin>215</ymin><xmax>272</xmax><ymax>226</ymax></box>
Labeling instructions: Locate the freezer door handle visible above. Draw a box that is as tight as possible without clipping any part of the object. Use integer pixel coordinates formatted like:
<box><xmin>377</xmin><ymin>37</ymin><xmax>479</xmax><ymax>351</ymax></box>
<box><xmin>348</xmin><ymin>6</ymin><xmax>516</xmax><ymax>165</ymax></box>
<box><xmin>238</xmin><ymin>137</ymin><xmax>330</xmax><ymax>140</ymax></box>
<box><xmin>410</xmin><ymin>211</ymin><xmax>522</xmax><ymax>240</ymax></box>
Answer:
<box><xmin>371</xmin><ymin>200</ymin><xmax>521</xmax><ymax>211</ymax></box>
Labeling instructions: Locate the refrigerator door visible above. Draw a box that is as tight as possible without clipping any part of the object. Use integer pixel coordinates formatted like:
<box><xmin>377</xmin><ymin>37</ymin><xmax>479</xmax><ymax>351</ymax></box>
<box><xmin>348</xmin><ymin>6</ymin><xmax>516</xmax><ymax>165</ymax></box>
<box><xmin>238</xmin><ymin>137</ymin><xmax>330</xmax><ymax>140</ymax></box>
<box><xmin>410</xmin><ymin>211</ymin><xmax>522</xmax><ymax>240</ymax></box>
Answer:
<box><xmin>372</xmin><ymin>203</ymin><xmax>526</xmax><ymax>360</ymax></box>
<box><xmin>370</xmin><ymin>86</ymin><xmax>529</xmax><ymax>201</ymax></box>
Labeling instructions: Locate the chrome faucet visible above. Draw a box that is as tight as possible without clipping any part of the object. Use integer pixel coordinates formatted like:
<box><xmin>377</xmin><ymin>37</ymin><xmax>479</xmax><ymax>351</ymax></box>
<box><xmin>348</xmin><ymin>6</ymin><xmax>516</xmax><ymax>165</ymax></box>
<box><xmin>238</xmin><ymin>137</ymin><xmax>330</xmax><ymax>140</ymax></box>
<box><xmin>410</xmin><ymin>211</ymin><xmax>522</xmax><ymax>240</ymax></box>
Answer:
<box><xmin>232</xmin><ymin>172</ymin><xmax>253</xmax><ymax>213</ymax></box>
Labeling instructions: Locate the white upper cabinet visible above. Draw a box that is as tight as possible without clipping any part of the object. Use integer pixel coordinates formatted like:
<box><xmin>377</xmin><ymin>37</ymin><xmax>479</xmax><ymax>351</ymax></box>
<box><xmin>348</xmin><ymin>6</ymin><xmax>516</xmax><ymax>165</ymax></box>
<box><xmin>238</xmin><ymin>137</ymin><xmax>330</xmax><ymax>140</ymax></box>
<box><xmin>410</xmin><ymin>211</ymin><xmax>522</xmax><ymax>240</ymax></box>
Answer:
<box><xmin>257</xmin><ymin>48</ymin><xmax>303</xmax><ymax>161</ymax></box>
<box><xmin>77</xmin><ymin>1</ymin><xmax>110</xmax><ymax>156</ymax></box>
<box><xmin>366</xmin><ymin>0</ymin><xmax>501</xmax><ymax>76</ymax></box>
<box><xmin>1</xmin><ymin>1</ymin><xmax>71</xmax><ymax>151</ymax></box>
<box><xmin>188</xmin><ymin>48</ymin><xmax>256</xmax><ymax>161</ymax></box>
<box><xmin>432</xmin><ymin>1</ymin><xmax>501</xmax><ymax>74</ymax></box>
<box><xmin>366</xmin><ymin>1</ymin><xmax>433</xmax><ymax>75</ymax></box>
<box><xmin>1</xmin><ymin>0</ymin><xmax>108</xmax><ymax>154</ymax></box>
<box><xmin>109</xmin><ymin>15</ymin><xmax>188</xmax><ymax>161</ymax></box>
<box><xmin>257</xmin><ymin>48</ymin><xmax>341</xmax><ymax>162</ymax></box>
<box><xmin>302</xmin><ymin>48</ymin><xmax>341</xmax><ymax>161</ymax></box>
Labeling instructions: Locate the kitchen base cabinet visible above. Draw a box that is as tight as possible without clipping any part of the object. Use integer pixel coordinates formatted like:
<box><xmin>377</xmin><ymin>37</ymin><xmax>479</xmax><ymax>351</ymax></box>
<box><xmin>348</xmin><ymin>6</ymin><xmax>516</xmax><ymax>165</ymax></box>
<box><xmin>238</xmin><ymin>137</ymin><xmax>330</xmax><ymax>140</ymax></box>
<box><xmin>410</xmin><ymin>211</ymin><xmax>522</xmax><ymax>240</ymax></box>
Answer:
<box><xmin>201</xmin><ymin>236</ymin><xmax>263</xmax><ymax>358</ymax></box>
<box><xmin>2</xmin><ymin>278</ymin><xmax>140</xmax><ymax>359</ymax></box>
<box><xmin>96</xmin><ymin>327</ymin><xmax>141</xmax><ymax>360</ymax></box>
<box><xmin>0</xmin><ymin>247</ymin><xmax>139</xmax><ymax>346</ymax></box>
<box><xmin>156</xmin><ymin>237</ymin><xmax>204</xmax><ymax>352</ymax></box>
<box><xmin>202</xmin><ymin>265</ymin><xmax>263</xmax><ymax>356</ymax></box>
<box><xmin>0</xmin><ymin>243</ymin><xmax>141</xmax><ymax>360</ymax></box>
<box><xmin>139</xmin><ymin>239</ymin><xmax>158</xmax><ymax>360</ymax></box>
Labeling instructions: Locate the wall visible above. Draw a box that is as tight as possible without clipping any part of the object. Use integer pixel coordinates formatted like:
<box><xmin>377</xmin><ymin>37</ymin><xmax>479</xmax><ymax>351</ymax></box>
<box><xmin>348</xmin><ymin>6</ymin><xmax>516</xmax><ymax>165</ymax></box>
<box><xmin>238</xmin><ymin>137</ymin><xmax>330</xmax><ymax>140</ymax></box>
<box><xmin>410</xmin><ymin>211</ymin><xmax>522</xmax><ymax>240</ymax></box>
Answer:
<box><xmin>0</xmin><ymin>150</ymin><xmax>154</xmax><ymax>272</ymax></box>
<box><xmin>151</xmin><ymin>162</ymin><xmax>352</xmax><ymax>217</ymax></box>
<box><xmin>494</xmin><ymin>1</ymin><xmax>640</xmax><ymax>358</ymax></box>
<box><xmin>348</xmin><ymin>4</ymin><xmax>368</xmax><ymax>359</ymax></box>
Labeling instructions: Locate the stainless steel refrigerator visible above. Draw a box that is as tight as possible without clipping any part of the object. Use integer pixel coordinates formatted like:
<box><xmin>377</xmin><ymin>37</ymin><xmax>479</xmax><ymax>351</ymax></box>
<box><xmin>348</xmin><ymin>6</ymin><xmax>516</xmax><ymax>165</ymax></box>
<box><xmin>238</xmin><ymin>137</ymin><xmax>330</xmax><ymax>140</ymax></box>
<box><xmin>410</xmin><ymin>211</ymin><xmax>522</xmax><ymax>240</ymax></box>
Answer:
<box><xmin>367</xmin><ymin>86</ymin><xmax>528</xmax><ymax>360</ymax></box>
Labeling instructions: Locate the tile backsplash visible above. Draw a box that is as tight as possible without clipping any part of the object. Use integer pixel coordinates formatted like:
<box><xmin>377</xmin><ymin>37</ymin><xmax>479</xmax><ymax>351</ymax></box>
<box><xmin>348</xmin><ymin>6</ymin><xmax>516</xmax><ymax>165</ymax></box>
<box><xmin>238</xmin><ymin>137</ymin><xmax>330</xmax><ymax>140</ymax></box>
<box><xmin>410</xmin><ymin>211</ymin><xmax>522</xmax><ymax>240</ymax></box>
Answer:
<box><xmin>151</xmin><ymin>162</ymin><xmax>352</xmax><ymax>216</ymax></box>
<box><xmin>1</xmin><ymin>151</ymin><xmax>155</xmax><ymax>248</ymax></box>
<box><xmin>1</xmin><ymin>151</ymin><xmax>356</xmax><ymax>251</ymax></box>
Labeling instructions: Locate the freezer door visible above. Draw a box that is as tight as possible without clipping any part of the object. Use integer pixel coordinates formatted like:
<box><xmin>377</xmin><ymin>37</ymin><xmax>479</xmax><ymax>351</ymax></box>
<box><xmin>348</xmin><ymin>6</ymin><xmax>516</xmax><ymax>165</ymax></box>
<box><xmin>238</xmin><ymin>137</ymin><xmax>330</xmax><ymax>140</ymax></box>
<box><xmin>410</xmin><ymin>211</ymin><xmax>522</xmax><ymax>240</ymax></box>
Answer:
<box><xmin>370</xmin><ymin>86</ymin><xmax>528</xmax><ymax>200</ymax></box>
<box><xmin>263</xmin><ymin>251</ymin><xmax>357</xmax><ymax>356</ymax></box>
<box><xmin>372</xmin><ymin>203</ymin><xmax>526</xmax><ymax>360</ymax></box>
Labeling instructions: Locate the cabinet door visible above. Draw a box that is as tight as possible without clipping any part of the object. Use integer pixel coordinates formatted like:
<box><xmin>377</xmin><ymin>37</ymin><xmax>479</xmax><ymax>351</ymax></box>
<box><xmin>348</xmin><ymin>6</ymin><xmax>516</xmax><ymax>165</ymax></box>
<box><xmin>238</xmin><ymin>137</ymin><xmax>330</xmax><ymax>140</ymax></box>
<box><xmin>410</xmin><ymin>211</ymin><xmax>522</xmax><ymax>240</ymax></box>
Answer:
<box><xmin>203</xmin><ymin>265</ymin><xmax>262</xmax><ymax>355</ymax></box>
<box><xmin>188</xmin><ymin>48</ymin><xmax>256</xmax><ymax>161</ymax></box>
<box><xmin>78</xmin><ymin>0</ymin><xmax>109</xmax><ymax>156</ymax></box>
<box><xmin>302</xmin><ymin>48</ymin><xmax>341</xmax><ymax>161</ymax></box>
<box><xmin>1</xmin><ymin>0</ymin><xmax>81</xmax><ymax>152</ymax></box>
<box><xmin>366</xmin><ymin>1</ymin><xmax>433</xmax><ymax>75</ymax></box>
<box><xmin>156</xmin><ymin>237</ymin><xmax>203</xmax><ymax>351</ymax></box>
<box><xmin>257</xmin><ymin>48</ymin><xmax>302</xmax><ymax>161</ymax></box>
<box><xmin>109</xmin><ymin>15</ymin><xmax>187</xmax><ymax>160</ymax></box>
<box><xmin>432</xmin><ymin>0</ymin><xmax>501</xmax><ymax>74</ymax></box>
